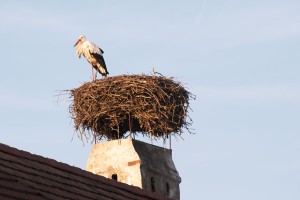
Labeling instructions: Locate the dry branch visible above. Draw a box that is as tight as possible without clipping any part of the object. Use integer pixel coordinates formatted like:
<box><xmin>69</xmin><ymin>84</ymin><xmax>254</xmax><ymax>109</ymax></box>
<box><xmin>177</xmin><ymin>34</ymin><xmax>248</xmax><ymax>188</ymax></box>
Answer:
<box><xmin>68</xmin><ymin>74</ymin><xmax>195</xmax><ymax>141</ymax></box>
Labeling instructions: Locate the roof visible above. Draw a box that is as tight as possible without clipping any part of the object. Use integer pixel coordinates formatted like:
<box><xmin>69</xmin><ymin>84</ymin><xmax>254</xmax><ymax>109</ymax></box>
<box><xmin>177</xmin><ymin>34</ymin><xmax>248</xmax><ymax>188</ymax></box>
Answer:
<box><xmin>0</xmin><ymin>143</ymin><xmax>172</xmax><ymax>200</ymax></box>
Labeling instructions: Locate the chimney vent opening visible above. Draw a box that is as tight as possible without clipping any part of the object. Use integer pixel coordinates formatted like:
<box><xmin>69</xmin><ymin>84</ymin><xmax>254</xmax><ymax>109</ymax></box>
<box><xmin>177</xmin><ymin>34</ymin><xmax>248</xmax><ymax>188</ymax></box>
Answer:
<box><xmin>150</xmin><ymin>177</ymin><xmax>156</xmax><ymax>192</ymax></box>
<box><xmin>166</xmin><ymin>182</ymin><xmax>170</xmax><ymax>196</ymax></box>
<box><xmin>112</xmin><ymin>173</ymin><xmax>118</xmax><ymax>181</ymax></box>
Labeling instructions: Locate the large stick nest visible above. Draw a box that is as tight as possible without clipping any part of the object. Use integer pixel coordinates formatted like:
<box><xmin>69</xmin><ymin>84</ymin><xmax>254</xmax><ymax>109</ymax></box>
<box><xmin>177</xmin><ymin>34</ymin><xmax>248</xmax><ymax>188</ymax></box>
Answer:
<box><xmin>69</xmin><ymin>74</ymin><xmax>194</xmax><ymax>141</ymax></box>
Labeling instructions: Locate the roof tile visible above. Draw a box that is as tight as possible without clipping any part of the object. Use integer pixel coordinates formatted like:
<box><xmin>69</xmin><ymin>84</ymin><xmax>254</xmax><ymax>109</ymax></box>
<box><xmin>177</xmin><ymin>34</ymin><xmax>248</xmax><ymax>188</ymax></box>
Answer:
<box><xmin>0</xmin><ymin>143</ymin><xmax>172</xmax><ymax>200</ymax></box>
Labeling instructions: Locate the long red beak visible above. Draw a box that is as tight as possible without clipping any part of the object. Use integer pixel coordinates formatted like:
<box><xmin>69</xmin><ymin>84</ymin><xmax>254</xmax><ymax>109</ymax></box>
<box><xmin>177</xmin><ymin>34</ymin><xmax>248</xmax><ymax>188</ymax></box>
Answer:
<box><xmin>74</xmin><ymin>39</ymin><xmax>80</xmax><ymax>47</ymax></box>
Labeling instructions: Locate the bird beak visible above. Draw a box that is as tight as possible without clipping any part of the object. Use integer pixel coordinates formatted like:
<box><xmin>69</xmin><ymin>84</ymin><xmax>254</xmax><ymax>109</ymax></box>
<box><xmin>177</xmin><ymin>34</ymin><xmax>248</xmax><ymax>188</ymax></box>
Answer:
<box><xmin>74</xmin><ymin>39</ymin><xmax>80</xmax><ymax>47</ymax></box>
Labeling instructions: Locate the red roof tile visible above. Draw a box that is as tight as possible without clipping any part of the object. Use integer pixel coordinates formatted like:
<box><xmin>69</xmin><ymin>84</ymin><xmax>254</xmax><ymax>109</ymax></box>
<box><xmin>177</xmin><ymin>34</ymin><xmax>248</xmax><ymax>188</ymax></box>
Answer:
<box><xmin>0</xmin><ymin>143</ymin><xmax>172</xmax><ymax>200</ymax></box>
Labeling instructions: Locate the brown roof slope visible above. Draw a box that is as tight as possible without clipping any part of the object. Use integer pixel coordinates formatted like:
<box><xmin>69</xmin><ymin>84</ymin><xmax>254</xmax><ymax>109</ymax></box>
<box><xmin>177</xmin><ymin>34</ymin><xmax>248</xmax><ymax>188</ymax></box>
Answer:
<box><xmin>0</xmin><ymin>143</ymin><xmax>172</xmax><ymax>200</ymax></box>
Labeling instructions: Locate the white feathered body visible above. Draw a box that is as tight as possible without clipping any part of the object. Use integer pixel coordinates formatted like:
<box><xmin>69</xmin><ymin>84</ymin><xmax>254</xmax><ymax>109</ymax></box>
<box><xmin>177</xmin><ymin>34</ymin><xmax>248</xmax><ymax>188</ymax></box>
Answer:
<box><xmin>75</xmin><ymin>36</ymin><xmax>109</xmax><ymax>77</ymax></box>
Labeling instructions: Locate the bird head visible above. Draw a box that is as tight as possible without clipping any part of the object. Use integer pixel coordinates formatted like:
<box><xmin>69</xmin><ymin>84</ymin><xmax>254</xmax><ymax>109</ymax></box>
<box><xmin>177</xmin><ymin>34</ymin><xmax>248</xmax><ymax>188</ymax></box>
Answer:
<box><xmin>74</xmin><ymin>35</ymin><xmax>86</xmax><ymax>47</ymax></box>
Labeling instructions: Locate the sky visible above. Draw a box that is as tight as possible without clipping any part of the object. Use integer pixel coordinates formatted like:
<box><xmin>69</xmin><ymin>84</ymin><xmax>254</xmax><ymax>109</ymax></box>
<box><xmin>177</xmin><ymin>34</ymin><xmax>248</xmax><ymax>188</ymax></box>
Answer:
<box><xmin>0</xmin><ymin>0</ymin><xmax>300</xmax><ymax>199</ymax></box>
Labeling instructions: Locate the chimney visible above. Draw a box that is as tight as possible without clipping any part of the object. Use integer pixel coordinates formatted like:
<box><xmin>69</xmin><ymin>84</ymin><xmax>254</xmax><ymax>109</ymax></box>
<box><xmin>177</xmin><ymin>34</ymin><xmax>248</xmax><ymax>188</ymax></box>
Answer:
<box><xmin>86</xmin><ymin>138</ymin><xmax>181</xmax><ymax>200</ymax></box>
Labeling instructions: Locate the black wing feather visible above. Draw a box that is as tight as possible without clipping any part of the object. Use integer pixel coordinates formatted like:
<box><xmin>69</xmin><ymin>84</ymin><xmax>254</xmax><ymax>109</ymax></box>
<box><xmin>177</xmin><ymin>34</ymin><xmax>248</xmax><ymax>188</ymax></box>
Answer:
<box><xmin>89</xmin><ymin>50</ymin><xmax>109</xmax><ymax>76</ymax></box>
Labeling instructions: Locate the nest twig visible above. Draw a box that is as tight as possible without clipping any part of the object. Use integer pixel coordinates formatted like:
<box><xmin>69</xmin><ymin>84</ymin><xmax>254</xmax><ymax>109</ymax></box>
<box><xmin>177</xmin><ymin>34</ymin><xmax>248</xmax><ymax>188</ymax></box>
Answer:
<box><xmin>68</xmin><ymin>74</ymin><xmax>195</xmax><ymax>141</ymax></box>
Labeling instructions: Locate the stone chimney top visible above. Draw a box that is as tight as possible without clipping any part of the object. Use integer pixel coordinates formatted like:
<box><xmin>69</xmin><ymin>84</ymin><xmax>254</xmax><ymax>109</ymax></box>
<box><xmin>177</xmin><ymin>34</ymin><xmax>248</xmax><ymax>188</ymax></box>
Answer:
<box><xmin>86</xmin><ymin>138</ymin><xmax>181</xmax><ymax>199</ymax></box>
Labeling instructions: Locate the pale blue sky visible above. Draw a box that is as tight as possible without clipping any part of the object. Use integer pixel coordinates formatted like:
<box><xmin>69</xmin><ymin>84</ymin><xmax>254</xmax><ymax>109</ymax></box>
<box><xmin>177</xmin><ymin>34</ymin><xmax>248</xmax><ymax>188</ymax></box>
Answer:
<box><xmin>1</xmin><ymin>1</ymin><xmax>300</xmax><ymax>199</ymax></box>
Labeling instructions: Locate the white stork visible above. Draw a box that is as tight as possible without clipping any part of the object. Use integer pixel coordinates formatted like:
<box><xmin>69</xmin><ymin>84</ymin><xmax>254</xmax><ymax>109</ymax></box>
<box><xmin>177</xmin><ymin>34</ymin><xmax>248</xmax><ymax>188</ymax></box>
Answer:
<box><xmin>74</xmin><ymin>35</ymin><xmax>109</xmax><ymax>81</ymax></box>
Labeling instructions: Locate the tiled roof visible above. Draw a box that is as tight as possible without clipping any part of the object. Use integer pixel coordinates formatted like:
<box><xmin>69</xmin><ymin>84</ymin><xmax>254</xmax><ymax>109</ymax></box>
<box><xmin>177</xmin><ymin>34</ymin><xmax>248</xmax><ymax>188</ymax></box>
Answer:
<box><xmin>0</xmin><ymin>143</ymin><xmax>171</xmax><ymax>200</ymax></box>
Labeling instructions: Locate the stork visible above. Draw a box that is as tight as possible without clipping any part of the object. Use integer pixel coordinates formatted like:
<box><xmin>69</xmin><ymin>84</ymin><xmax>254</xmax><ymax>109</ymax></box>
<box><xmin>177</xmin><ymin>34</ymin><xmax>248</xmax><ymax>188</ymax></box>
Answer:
<box><xmin>74</xmin><ymin>35</ymin><xmax>109</xmax><ymax>81</ymax></box>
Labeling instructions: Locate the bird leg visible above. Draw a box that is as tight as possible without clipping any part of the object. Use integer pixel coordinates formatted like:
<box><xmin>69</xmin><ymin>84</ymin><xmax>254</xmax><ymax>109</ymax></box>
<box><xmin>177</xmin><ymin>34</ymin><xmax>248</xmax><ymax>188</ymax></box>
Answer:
<box><xmin>91</xmin><ymin>65</ymin><xmax>95</xmax><ymax>81</ymax></box>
